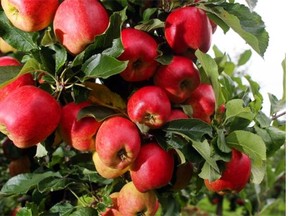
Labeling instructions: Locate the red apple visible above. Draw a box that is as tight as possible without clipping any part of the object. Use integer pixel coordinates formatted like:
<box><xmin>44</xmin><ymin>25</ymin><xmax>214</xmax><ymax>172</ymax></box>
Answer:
<box><xmin>92</xmin><ymin>152</ymin><xmax>129</xmax><ymax>179</ymax></box>
<box><xmin>185</xmin><ymin>83</ymin><xmax>216</xmax><ymax>123</ymax></box>
<box><xmin>101</xmin><ymin>192</ymin><xmax>123</xmax><ymax>216</ymax></box>
<box><xmin>154</xmin><ymin>56</ymin><xmax>200</xmax><ymax>103</ymax></box>
<box><xmin>53</xmin><ymin>0</ymin><xmax>109</xmax><ymax>55</ymax></box>
<box><xmin>0</xmin><ymin>37</ymin><xmax>16</xmax><ymax>53</ymax></box>
<box><xmin>59</xmin><ymin>101</ymin><xmax>102</xmax><ymax>151</ymax></box>
<box><xmin>0</xmin><ymin>56</ymin><xmax>21</xmax><ymax>66</ymax></box>
<box><xmin>170</xmin><ymin>161</ymin><xmax>193</xmax><ymax>190</ymax></box>
<box><xmin>118</xmin><ymin>28</ymin><xmax>159</xmax><ymax>82</ymax></box>
<box><xmin>204</xmin><ymin>149</ymin><xmax>251</xmax><ymax>194</ymax></box>
<box><xmin>1</xmin><ymin>0</ymin><xmax>59</xmax><ymax>32</ymax></box>
<box><xmin>0</xmin><ymin>85</ymin><xmax>61</xmax><ymax>148</ymax></box>
<box><xmin>95</xmin><ymin>116</ymin><xmax>141</xmax><ymax>170</ymax></box>
<box><xmin>127</xmin><ymin>86</ymin><xmax>171</xmax><ymax>129</ymax></box>
<box><xmin>130</xmin><ymin>142</ymin><xmax>175</xmax><ymax>192</ymax></box>
<box><xmin>167</xmin><ymin>109</ymin><xmax>189</xmax><ymax>121</ymax></box>
<box><xmin>8</xmin><ymin>155</ymin><xmax>31</xmax><ymax>177</ymax></box>
<box><xmin>117</xmin><ymin>181</ymin><xmax>159</xmax><ymax>216</ymax></box>
<box><xmin>164</xmin><ymin>6</ymin><xmax>212</xmax><ymax>55</ymax></box>
<box><xmin>0</xmin><ymin>56</ymin><xmax>34</xmax><ymax>102</ymax></box>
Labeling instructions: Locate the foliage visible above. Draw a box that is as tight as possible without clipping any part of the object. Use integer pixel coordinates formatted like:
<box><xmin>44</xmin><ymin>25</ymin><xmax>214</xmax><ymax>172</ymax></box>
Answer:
<box><xmin>0</xmin><ymin>0</ymin><xmax>286</xmax><ymax>215</ymax></box>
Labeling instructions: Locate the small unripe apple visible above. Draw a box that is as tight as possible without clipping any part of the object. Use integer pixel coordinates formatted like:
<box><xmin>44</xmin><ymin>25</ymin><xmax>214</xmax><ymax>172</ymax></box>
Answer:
<box><xmin>130</xmin><ymin>142</ymin><xmax>175</xmax><ymax>192</ymax></box>
<box><xmin>127</xmin><ymin>86</ymin><xmax>171</xmax><ymax>129</ymax></box>
<box><xmin>59</xmin><ymin>101</ymin><xmax>102</xmax><ymax>151</ymax></box>
<box><xmin>117</xmin><ymin>181</ymin><xmax>159</xmax><ymax>216</ymax></box>
<box><xmin>204</xmin><ymin>149</ymin><xmax>251</xmax><ymax>194</ymax></box>
<box><xmin>95</xmin><ymin>116</ymin><xmax>141</xmax><ymax>170</ymax></box>
<box><xmin>118</xmin><ymin>28</ymin><xmax>159</xmax><ymax>82</ymax></box>
<box><xmin>154</xmin><ymin>56</ymin><xmax>200</xmax><ymax>103</ymax></box>
<box><xmin>53</xmin><ymin>0</ymin><xmax>109</xmax><ymax>55</ymax></box>
<box><xmin>0</xmin><ymin>85</ymin><xmax>61</xmax><ymax>148</ymax></box>
<box><xmin>185</xmin><ymin>83</ymin><xmax>215</xmax><ymax>123</ymax></box>
<box><xmin>92</xmin><ymin>152</ymin><xmax>129</xmax><ymax>179</ymax></box>
<box><xmin>164</xmin><ymin>6</ymin><xmax>212</xmax><ymax>55</ymax></box>
<box><xmin>1</xmin><ymin>0</ymin><xmax>59</xmax><ymax>32</ymax></box>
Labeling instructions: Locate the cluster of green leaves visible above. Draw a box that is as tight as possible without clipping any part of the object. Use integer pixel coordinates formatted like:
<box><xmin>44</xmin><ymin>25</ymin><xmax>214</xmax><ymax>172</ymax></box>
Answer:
<box><xmin>0</xmin><ymin>0</ymin><xmax>286</xmax><ymax>216</ymax></box>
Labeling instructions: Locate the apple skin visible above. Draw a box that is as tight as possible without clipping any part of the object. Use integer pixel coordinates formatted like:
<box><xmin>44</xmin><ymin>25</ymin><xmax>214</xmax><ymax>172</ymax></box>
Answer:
<box><xmin>101</xmin><ymin>192</ymin><xmax>123</xmax><ymax>216</ymax></box>
<box><xmin>204</xmin><ymin>149</ymin><xmax>251</xmax><ymax>194</ymax></box>
<box><xmin>167</xmin><ymin>109</ymin><xmax>189</xmax><ymax>121</ymax></box>
<box><xmin>0</xmin><ymin>56</ymin><xmax>35</xmax><ymax>102</ymax></box>
<box><xmin>164</xmin><ymin>6</ymin><xmax>212</xmax><ymax>55</ymax></box>
<box><xmin>0</xmin><ymin>56</ymin><xmax>21</xmax><ymax>66</ymax></box>
<box><xmin>0</xmin><ymin>37</ymin><xmax>17</xmax><ymax>53</ymax></box>
<box><xmin>130</xmin><ymin>142</ymin><xmax>175</xmax><ymax>192</ymax></box>
<box><xmin>53</xmin><ymin>0</ymin><xmax>109</xmax><ymax>55</ymax></box>
<box><xmin>118</xmin><ymin>28</ymin><xmax>159</xmax><ymax>82</ymax></box>
<box><xmin>59</xmin><ymin>101</ymin><xmax>102</xmax><ymax>151</ymax></box>
<box><xmin>170</xmin><ymin>161</ymin><xmax>193</xmax><ymax>190</ymax></box>
<box><xmin>0</xmin><ymin>85</ymin><xmax>61</xmax><ymax>148</ymax></box>
<box><xmin>8</xmin><ymin>155</ymin><xmax>31</xmax><ymax>177</ymax></box>
<box><xmin>1</xmin><ymin>0</ymin><xmax>59</xmax><ymax>32</ymax></box>
<box><xmin>127</xmin><ymin>86</ymin><xmax>171</xmax><ymax>129</ymax></box>
<box><xmin>117</xmin><ymin>181</ymin><xmax>159</xmax><ymax>216</ymax></box>
<box><xmin>95</xmin><ymin>116</ymin><xmax>141</xmax><ymax>170</ymax></box>
<box><xmin>154</xmin><ymin>56</ymin><xmax>200</xmax><ymax>104</ymax></box>
<box><xmin>92</xmin><ymin>152</ymin><xmax>129</xmax><ymax>179</ymax></box>
<box><xmin>185</xmin><ymin>83</ymin><xmax>215</xmax><ymax>123</ymax></box>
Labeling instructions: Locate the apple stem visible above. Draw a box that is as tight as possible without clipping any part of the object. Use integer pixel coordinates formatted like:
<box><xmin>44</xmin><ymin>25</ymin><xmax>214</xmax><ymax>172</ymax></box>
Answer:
<box><xmin>118</xmin><ymin>149</ymin><xmax>127</xmax><ymax>161</ymax></box>
<box><xmin>216</xmin><ymin>195</ymin><xmax>224</xmax><ymax>216</ymax></box>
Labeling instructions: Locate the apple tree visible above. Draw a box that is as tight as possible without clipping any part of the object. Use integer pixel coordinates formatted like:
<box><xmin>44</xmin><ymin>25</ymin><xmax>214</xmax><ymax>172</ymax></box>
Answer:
<box><xmin>0</xmin><ymin>0</ymin><xmax>286</xmax><ymax>215</ymax></box>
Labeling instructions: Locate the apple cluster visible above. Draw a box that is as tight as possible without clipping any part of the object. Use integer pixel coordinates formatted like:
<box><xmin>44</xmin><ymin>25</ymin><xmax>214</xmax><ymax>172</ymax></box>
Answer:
<box><xmin>0</xmin><ymin>0</ymin><xmax>253</xmax><ymax>215</ymax></box>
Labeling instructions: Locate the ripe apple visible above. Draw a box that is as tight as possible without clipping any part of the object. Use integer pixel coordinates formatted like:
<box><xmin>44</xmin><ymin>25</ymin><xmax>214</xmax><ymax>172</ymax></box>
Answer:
<box><xmin>130</xmin><ymin>142</ymin><xmax>174</xmax><ymax>192</ymax></box>
<box><xmin>0</xmin><ymin>56</ymin><xmax>34</xmax><ymax>102</ymax></box>
<box><xmin>167</xmin><ymin>109</ymin><xmax>189</xmax><ymax>121</ymax></box>
<box><xmin>92</xmin><ymin>152</ymin><xmax>129</xmax><ymax>179</ymax></box>
<box><xmin>185</xmin><ymin>83</ymin><xmax>216</xmax><ymax>123</ymax></box>
<box><xmin>95</xmin><ymin>116</ymin><xmax>141</xmax><ymax>170</ymax></box>
<box><xmin>153</xmin><ymin>56</ymin><xmax>200</xmax><ymax>103</ymax></box>
<box><xmin>0</xmin><ymin>37</ymin><xmax>16</xmax><ymax>53</ymax></box>
<box><xmin>0</xmin><ymin>56</ymin><xmax>21</xmax><ymax>66</ymax></box>
<box><xmin>53</xmin><ymin>0</ymin><xmax>109</xmax><ymax>55</ymax></box>
<box><xmin>117</xmin><ymin>181</ymin><xmax>159</xmax><ymax>216</ymax></box>
<box><xmin>59</xmin><ymin>101</ymin><xmax>102</xmax><ymax>151</ymax></box>
<box><xmin>127</xmin><ymin>86</ymin><xmax>171</xmax><ymax>129</ymax></box>
<box><xmin>204</xmin><ymin>149</ymin><xmax>251</xmax><ymax>194</ymax></box>
<box><xmin>1</xmin><ymin>0</ymin><xmax>59</xmax><ymax>32</ymax></box>
<box><xmin>8</xmin><ymin>155</ymin><xmax>31</xmax><ymax>177</ymax></box>
<box><xmin>101</xmin><ymin>192</ymin><xmax>123</xmax><ymax>216</ymax></box>
<box><xmin>164</xmin><ymin>6</ymin><xmax>212</xmax><ymax>55</ymax></box>
<box><xmin>118</xmin><ymin>28</ymin><xmax>159</xmax><ymax>82</ymax></box>
<box><xmin>170</xmin><ymin>161</ymin><xmax>193</xmax><ymax>190</ymax></box>
<box><xmin>0</xmin><ymin>85</ymin><xmax>61</xmax><ymax>148</ymax></box>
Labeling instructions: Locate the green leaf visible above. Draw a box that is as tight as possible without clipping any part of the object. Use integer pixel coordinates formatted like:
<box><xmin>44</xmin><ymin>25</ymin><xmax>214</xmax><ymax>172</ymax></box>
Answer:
<box><xmin>0</xmin><ymin>11</ymin><xmax>39</xmax><ymax>52</ymax></box>
<box><xmin>0</xmin><ymin>172</ymin><xmax>61</xmax><ymax>195</ymax></box>
<box><xmin>49</xmin><ymin>202</ymin><xmax>75</xmax><ymax>216</ymax></box>
<box><xmin>195</xmin><ymin>50</ymin><xmax>224</xmax><ymax>108</ymax></box>
<box><xmin>226</xmin><ymin>130</ymin><xmax>266</xmax><ymax>183</ymax></box>
<box><xmin>198</xmin><ymin>160</ymin><xmax>221</xmax><ymax>181</ymax></box>
<box><xmin>237</xmin><ymin>49</ymin><xmax>252</xmax><ymax>66</ymax></box>
<box><xmin>81</xmin><ymin>54</ymin><xmax>128</xmax><ymax>80</ymax></box>
<box><xmin>224</xmin><ymin>99</ymin><xmax>254</xmax><ymax>123</ymax></box>
<box><xmin>135</xmin><ymin>18</ymin><xmax>165</xmax><ymax>32</ymax></box>
<box><xmin>193</xmin><ymin>140</ymin><xmax>220</xmax><ymax>175</ymax></box>
<box><xmin>0</xmin><ymin>66</ymin><xmax>22</xmax><ymax>87</ymax></box>
<box><xmin>200</xmin><ymin>3</ymin><xmax>269</xmax><ymax>57</ymax></box>
<box><xmin>37</xmin><ymin>176</ymin><xmax>71</xmax><ymax>193</ymax></box>
<box><xmin>77</xmin><ymin>105</ymin><xmax>121</xmax><ymax>122</ymax></box>
<box><xmin>70</xmin><ymin>207</ymin><xmax>98</xmax><ymax>216</ymax></box>
<box><xmin>162</xmin><ymin>119</ymin><xmax>213</xmax><ymax>141</ymax></box>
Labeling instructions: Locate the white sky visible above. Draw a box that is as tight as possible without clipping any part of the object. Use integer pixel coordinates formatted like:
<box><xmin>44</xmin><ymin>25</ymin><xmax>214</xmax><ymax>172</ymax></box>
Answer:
<box><xmin>210</xmin><ymin>0</ymin><xmax>287</xmax><ymax>115</ymax></box>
